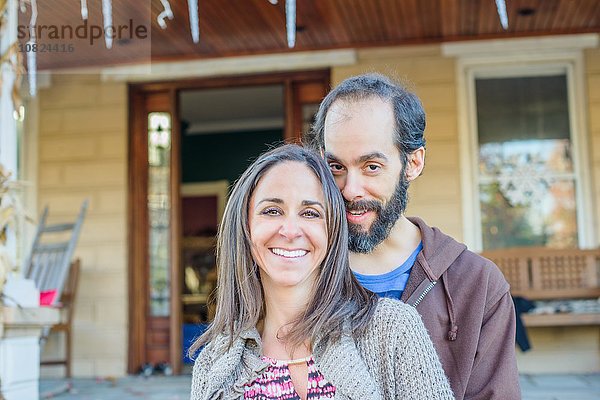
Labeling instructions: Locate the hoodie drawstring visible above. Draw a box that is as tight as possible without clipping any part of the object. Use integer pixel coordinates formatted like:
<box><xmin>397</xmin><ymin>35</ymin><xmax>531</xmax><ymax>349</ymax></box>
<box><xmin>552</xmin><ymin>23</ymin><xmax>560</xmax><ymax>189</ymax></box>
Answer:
<box><xmin>441</xmin><ymin>271</ymin><xmax>458</xmax><ymax>341</ymax></box>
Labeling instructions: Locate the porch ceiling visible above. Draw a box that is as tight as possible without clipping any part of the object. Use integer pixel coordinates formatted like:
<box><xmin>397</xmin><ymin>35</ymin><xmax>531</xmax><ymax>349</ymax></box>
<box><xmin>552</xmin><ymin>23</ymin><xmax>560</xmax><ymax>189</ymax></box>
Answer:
<box><xmin>20</xmin><ymin>0</ymin><xmax>600</xmax><ymax>71</ymax></box>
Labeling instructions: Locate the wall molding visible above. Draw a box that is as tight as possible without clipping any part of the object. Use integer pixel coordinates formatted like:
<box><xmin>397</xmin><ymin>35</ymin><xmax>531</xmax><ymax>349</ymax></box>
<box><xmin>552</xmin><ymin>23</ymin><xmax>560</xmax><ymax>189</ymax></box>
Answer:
<box><xmin>100</xmin><ymin>49</ymin><xmax>357</xmax><ymax>82</ymax></box>
<box><xmin>442</xmin><ymin>34</ymin><xmax>599</xmax><ymax>59</ymax></box>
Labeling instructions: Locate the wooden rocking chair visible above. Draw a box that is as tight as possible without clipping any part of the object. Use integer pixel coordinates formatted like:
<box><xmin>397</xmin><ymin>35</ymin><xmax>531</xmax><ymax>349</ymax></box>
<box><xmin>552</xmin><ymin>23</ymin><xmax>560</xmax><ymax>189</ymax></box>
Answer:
<box><xmin>23</xmin><ymin>200</ymin><xmax>88</xmax><ymax>377</ymax></box>
<box><xmin>38</xmin><ymin>258</ymin><xmax>81</xmax><ymax>377</ymax></box>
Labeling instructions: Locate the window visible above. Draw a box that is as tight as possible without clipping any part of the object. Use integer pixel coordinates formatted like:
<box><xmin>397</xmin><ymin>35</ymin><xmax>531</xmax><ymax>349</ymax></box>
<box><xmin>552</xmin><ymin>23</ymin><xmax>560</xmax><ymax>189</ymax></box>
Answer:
<box><xmin>148</xmin><ymin>112</ymin><xmax>172</xmax><ymax>317</ymax></box>
<box><xmin>445</xmin><ymin>36</ymin><xmax>600</xmax><ymax>255</ymax></box>
<box><xmin>475</xmin><ymin>74</ymin><xmax>578</xmax><ymax>249</ymax></box>
<box><xmin>460</xmin><ymin>61</ymin><xmax>596</xmax><ymax>251</ymax></box>
<box><xmin>446</xmin><ymin>35</ymin><xmax>597</xmax><ymax>251</ymax></box>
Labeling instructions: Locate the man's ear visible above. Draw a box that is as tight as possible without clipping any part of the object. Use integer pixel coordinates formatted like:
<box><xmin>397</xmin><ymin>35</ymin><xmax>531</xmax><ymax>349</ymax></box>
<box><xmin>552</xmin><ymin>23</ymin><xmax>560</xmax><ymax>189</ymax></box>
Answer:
<box><xmin>405</xmin><ymin>147</ymin><xmax>425</xmax><ymax>182</ymax></box>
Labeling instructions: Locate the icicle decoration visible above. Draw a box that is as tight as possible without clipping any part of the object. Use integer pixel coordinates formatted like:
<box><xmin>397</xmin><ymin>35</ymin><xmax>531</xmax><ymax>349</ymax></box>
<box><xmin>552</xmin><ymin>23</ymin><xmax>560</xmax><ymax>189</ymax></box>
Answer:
<box><xmin>102</xmin><ymin>0</ymin><xmax>113</xmax><ymax>49</ymax></box>
<box><xmin>81</xmin><ymin>0</ymin><xmax>88</xmax><ymax>20</ymax></box>
<box><xmin>157</xmin><ymin>0</ymin><xmax>174</xmax><ymax>29</ymax></box>
<box><xmin>27</xmin><ymin>0</ymin><xmax>38</xmax><ymax>96</ymax></box>
<box><xmin>19</xmin><ymin>0</ymin><xmax>26</xmax><ymax>13</ymax></box>
<box><xmin>495</xmin><ymin>0</ymin><xmax>508</xmax><ymax>30</ymax></box>
<box><xmin>187</xmin><ymin>0</ymin><xmax>200</xmax><ymax>43</ymax></box>
<box><xmin>285</xmin><ymin>0</ymin><xmax>295</xmax><ymax>48</ymax></box>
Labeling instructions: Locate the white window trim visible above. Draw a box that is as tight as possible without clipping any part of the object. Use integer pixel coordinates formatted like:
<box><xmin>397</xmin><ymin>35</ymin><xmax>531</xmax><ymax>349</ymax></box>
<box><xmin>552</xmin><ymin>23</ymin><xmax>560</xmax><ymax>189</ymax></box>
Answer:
<box><xmin>0</xmin><ymin>0</ymin><xmax>18</xmax><ymax>173</ymax></box>
<box><xmin>443</xmin><ymin>34</ymin><xmax>599</xmax><ymax>251</ymax></box>
<box><xmin>0</xmin><ymin>0</ymin><xmax>20</xmax><ymax>268</ymax></box>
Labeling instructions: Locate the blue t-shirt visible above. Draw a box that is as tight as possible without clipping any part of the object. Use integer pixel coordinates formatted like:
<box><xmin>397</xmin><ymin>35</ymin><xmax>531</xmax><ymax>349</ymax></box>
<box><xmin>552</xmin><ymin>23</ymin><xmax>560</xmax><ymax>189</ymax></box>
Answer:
<box><xmin>353</xmin><ymin>242</ymin><xmax>423</xmax><ymax>300</ymax></box>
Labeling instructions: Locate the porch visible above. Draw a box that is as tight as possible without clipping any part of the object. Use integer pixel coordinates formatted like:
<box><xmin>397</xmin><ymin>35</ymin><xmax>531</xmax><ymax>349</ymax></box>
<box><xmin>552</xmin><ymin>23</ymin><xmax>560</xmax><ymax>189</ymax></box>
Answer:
<box><xmin>0</xmin><ymin>0</ymin><xmax>598</xmax><ymax>388</ymax></box>
<box><xmin>39</xmin><ymin>374</ymin><xmax>600</xmax><ymax>400</ymax></box>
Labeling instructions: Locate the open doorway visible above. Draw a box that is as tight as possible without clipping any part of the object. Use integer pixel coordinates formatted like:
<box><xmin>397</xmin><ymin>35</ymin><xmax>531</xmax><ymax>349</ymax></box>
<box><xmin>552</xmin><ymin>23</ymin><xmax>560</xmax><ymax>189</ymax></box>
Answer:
<box><xmin>179</xmin><ymin>85</ymin><xmax>285</xmax><ymax>371</ymax></box>
<box><xmin>128</xmin><ymin>70</ymin><xmax>329</xmax><ymax>375</ymax></box>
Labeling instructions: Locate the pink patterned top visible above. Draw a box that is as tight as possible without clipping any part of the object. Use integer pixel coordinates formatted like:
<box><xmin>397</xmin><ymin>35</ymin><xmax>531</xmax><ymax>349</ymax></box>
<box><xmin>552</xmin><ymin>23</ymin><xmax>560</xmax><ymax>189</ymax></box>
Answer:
<box><xmin>243</xmin><ymin>355</ymin><xmax>336</xmax><ymax>399</ymax></box>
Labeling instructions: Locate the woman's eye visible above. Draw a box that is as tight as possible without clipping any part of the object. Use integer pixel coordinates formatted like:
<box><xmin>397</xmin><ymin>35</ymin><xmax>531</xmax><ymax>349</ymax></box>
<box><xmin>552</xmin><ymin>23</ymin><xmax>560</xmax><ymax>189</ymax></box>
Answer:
<box><xmin>302</xmin><ymin>209</ymin><xmax>321</xmax><ymax>218</ymax></box>
<box><xmin>262</xmin><ymin>208</ymin><xmax>281</xmax><ymax>216</ymax></box>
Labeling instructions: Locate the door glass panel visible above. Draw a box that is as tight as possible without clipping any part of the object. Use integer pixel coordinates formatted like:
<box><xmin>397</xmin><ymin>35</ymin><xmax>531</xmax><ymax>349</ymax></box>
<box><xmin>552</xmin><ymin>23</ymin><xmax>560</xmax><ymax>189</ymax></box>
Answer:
<box><xmin>475</xmin><ymin>75</ymin><xmax>578</xmax><ymax>249</ymax></box>
<box><xmin>301</xmin><ymin>103</ymin><xmax>319</xmax><ymax>135</ymax></box>
<box><xmin>148</xmin><ymin>112</ymin><xmax>172</xmax><ymax>316</ymax></box>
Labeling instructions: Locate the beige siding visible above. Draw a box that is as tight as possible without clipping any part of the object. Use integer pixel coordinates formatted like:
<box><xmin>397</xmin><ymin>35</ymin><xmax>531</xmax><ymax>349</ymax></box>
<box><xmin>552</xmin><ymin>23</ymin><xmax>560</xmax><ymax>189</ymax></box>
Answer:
<box><xmin>37</xmin><ymin>74</ymin><xmax>128</xmax><ymax>377</ymax></box>
<box><xmin>332</xmin><ymin>45</ymin><xmax>463</xmax><ymax>240</ymax></box>
<box><xmin>517</xmin><ymin>327</ymin><xmax>600</xmax><ymax>373</ymax></box>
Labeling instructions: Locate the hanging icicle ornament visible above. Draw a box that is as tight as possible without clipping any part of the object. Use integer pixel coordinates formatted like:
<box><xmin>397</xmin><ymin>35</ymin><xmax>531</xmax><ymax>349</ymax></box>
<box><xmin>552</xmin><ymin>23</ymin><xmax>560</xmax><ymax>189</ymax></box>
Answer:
<box><xmin>187</xmin><ymin>0</ymin><xmax>200</xmax><ymax>43</ymax></box>
<box><xmin>495</xmin><ymin>0</ymin><xmax>509</xmax><ymax>30</ymax></box>
<box><xmin>285</xmin><ymin>0</ymin><xmax>295</xmax><ymax>48</ymax></box>
<box><xmin>27</xmin><ymin>0</ymin><xmax>38</xmax><ymax>96</ymax></box>
<box><xmin>102</xmin><ymin>0</ymin><xmax>113</xmax><ymax>49</ymax></box>
<box><xmin>157</xmin><ymin>0</ymin><xmax>174</xmax><ymax>29</ymax></box>
<box><xmin>81</xmin><ymin>0</ymin><xmax>88</xmax><ymax>20</ymax></box>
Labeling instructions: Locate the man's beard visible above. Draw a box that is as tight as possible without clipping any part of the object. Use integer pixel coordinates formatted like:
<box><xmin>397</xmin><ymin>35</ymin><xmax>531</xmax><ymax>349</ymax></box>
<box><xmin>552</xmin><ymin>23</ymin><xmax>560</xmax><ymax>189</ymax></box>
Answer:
<box><xmin>346</xmin><ymin>177</ymin><xmax>409</xmax><ymax>254</ymax></box>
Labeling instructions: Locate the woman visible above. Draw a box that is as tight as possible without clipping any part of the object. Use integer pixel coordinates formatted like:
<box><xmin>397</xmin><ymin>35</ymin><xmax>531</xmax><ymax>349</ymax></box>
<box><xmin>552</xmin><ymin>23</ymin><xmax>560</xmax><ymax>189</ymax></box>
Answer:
<box><xmin>190</xmin><ymin>144</ymin><xmax>453</xmax><ymax>400</ymax></box>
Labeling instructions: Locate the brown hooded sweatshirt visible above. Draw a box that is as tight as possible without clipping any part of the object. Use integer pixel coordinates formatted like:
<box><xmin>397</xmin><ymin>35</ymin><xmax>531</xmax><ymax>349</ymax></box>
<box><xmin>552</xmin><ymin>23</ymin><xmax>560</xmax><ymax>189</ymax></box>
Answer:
<box><xmin>400</xmin><ymin>217</ymin><xmax>521</xmax><ymax>400</ymax></box>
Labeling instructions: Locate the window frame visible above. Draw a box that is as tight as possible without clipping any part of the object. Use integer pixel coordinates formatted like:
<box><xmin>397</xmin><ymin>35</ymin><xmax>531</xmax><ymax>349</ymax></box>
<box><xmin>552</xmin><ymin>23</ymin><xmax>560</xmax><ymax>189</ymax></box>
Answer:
<box><xmin>446</xmin><ymin>36</ymin><xmax>597</xmax><ymax>251</ymax></box>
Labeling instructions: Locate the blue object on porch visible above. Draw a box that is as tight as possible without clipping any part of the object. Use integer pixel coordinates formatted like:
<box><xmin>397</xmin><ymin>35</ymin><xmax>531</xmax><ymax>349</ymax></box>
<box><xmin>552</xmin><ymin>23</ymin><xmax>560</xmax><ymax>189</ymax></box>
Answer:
<box><xmin>182</xmin><ymin>323</ymin><xmax>208</xmax><ymax>364</ymax></box>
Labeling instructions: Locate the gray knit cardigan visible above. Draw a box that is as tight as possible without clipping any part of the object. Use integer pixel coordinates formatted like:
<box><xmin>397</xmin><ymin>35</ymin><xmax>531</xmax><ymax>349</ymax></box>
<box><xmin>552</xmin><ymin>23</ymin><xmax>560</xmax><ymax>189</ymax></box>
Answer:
<box><xmin>190</xmin><ymin>298</ymin><xmax>454</xmax><ymax>400</ymax></box>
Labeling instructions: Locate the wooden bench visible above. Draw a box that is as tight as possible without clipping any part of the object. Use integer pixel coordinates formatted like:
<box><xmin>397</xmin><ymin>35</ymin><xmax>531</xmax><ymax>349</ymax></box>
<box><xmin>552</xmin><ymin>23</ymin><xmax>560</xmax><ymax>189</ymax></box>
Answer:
<box><xmin>480</xmin><ymin>248</ymin><xmax>600</xmax><ymax>327</ymax></box>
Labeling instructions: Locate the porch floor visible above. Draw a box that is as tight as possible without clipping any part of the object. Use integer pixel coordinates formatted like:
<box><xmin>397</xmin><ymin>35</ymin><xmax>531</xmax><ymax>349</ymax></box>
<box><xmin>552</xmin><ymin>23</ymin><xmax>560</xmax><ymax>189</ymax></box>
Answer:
<box><xmin>39</xmin><ymin>374</ymin><xmax>600</xmax><ymax>399</ymax></box>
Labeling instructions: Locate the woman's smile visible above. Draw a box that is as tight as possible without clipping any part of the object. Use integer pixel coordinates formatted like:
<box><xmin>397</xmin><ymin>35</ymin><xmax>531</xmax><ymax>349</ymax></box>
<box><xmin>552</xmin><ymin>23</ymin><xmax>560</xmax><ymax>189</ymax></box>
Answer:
<box><xmin>270</xmin><ymin>248</ymin><xmax>309</xmax><ymax>258</ymax></box>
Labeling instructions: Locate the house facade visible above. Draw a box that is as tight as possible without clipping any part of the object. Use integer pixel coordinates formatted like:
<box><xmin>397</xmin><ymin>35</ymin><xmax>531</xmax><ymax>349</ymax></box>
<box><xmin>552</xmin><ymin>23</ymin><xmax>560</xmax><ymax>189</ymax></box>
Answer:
<box><xmin>21</xmin><ymin>32</ymin><xmax>600</xmax><ymax>377</ymax></box>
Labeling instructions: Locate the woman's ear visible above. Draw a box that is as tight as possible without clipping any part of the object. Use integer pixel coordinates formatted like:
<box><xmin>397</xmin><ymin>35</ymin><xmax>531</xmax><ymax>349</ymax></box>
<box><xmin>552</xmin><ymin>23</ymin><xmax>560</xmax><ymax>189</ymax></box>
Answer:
<box><xmin>405</xmin><ymin>147</ymin><xmax>425</xmax><ymax>182</ymax></box>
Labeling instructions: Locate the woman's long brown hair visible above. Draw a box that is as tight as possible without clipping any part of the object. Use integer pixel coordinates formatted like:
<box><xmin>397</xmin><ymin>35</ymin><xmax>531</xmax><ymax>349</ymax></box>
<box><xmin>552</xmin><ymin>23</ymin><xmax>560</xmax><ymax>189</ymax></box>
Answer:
<box><xmin>189</xmin><ymin>144</ymin><xmax>377</xmax><ymax>357</ymax></box>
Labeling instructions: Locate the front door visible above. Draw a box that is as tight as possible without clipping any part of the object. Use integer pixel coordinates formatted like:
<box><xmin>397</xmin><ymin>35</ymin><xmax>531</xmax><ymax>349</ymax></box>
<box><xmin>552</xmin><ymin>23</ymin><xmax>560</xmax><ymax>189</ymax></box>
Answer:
<box><xmin>128</xmin><ymin>70</ymin><xmax>329</xmax><ymax>374</ymax></box>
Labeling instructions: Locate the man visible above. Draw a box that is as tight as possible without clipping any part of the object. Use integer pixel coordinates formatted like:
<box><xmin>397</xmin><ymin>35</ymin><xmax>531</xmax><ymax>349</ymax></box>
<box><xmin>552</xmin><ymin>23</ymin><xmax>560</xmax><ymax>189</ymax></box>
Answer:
<box><xmin>307</xmin><ymin>73</ymin><xmax>520</xmax><ymax>400</ymax></box>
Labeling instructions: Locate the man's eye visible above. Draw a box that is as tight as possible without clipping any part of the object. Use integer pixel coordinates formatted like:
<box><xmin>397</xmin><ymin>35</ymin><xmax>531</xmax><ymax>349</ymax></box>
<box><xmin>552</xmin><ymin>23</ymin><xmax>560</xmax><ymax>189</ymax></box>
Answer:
<box><xmin>329</xmin><ymin>163</ymin><xmax>344</xmax><ymax>172</ymax></box>
<box><xmin>366</xmin><ymin>164</ymin><xmax>380</xmax><ymax>172</ymax></box>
